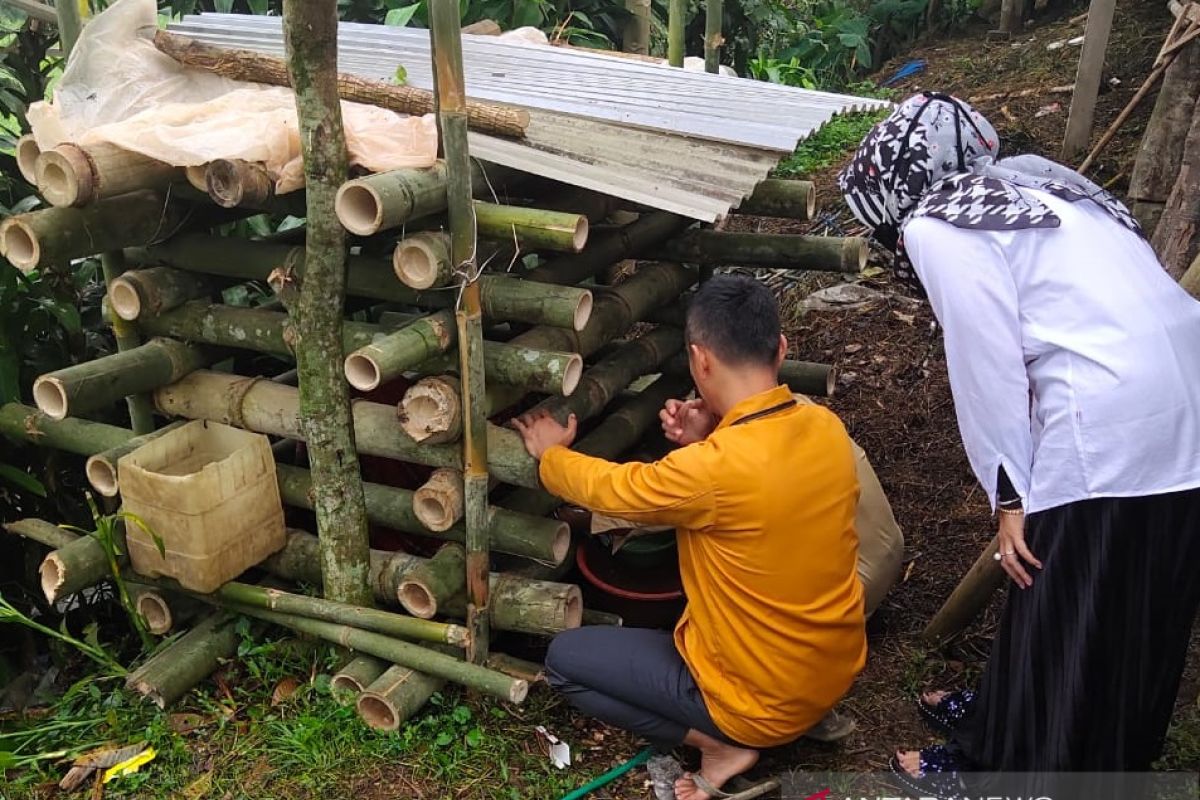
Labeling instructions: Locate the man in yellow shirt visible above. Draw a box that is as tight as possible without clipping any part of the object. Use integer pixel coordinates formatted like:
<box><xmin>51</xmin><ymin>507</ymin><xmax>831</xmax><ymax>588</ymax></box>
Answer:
<box><xmin>513</xmin><ymin>276</ymin><xmax>867</xmax><ymax>800</ymax></box>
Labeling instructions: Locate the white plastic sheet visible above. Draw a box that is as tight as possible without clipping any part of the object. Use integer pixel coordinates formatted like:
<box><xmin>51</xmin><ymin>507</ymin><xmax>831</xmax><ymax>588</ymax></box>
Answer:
<box><xmin>27</xmin><ymin>0</ymin><xmax>438</xmax><ymax>193</ymax></box>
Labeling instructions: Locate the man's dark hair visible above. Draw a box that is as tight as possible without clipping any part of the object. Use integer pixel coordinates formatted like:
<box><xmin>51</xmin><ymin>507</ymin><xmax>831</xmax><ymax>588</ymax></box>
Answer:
<box><xmin>684</xmin><ymin>275</ymin><xmax>781</xmax><ymax>366</ymax></box>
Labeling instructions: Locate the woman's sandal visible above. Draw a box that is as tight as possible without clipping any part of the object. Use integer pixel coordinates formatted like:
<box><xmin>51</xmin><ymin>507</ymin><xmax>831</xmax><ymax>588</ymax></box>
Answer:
<box><xmin>888</xmin><ymin>744</ymin><xmax>971</xmax><ymax>800</ymax></box>
<box><xmin>916</xmin><ymin>689</ymin><xmax>975</xmax><ymax>735</ymax></box>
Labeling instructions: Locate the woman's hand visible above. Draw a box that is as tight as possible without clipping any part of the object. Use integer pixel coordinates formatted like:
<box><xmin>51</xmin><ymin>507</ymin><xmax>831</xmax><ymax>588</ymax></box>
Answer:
<box><xmin>997</xmin><ymin>510</ymin><xmax>1042</xmax><ymax>588</ymax></box>
<box><xmin>659</xmin><ymin>398</ymin><xmax>717</xmax><ymax>446</ymax></box>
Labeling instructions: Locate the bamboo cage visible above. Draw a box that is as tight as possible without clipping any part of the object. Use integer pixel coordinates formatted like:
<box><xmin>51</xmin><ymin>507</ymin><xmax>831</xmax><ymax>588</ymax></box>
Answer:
<box><xmin>1</xmin><ymin>0</ymin><xmax>865</xmax><ymax>729</ymax></box>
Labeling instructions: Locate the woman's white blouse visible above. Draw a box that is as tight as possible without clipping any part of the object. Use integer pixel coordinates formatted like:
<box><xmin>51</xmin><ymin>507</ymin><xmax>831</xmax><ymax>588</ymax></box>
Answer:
<box><xmin>903</xmin><ymin>189</ymin><xmax>1200</xmax><ymax>513</ymax></box>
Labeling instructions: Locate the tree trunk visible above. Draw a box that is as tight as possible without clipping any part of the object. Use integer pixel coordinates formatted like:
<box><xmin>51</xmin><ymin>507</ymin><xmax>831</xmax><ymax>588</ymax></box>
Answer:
<box><xmin>1152</xmin><ymin>98</ymin><xmax>1200</xmax><ymax>278</ymax></box>
<box><xmin>1061</xmin><ymin>0</ymin><xmax>1117</xmax><ymax>161</ymax></box>
<box><xmin>283</xmin><ymin>0</ymin><xmax>372</xmax><ymax>606</ymax></box>
<box><xmin>1181</xmin><ymin>251</ymin><xmax>1200</xmax><ymax>298</ymax></box>
<box><xmin>655</xmin><ymin>231</ymin><xmax>866</xmax><ymax>273</ymax></box>
<box><xmin>154</xmin><ymin>30</ymin><xmax>528</xmax><ymax>139</ymax></box>
<box><xmin>1128</xmin><ymin>36</ymin><xmax>1200</xmax><ymax>235</ymax></box>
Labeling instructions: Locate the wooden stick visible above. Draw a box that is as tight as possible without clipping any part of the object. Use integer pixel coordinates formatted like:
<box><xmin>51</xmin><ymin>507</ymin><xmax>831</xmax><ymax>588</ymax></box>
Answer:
<box><xmin>154</xmin><ymin>30</ymin><xmax>529</xmax><ymax>139</ymax></box>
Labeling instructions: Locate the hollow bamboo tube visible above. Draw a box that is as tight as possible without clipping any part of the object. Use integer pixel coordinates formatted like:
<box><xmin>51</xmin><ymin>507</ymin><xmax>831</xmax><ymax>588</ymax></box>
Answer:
<box><xmin>224</xmin><ymin>604</ymin><xmax>526</xmax><ymax>702</ymax></box>
<box><xmin>109</xmin><ymin>267</ymin><xmax>212</xmax><ymax>321</ymax></box>
<box><xmin>101</xmin><ymin>251</ymin><xmax>158</xmax><ymax>436</ymax></box>
<box><xmin>35</xmin><ymin>143</ymin><xmax>183</xmax><ymax>208</ymax></box>
<box><xmin>136</xmin><ymin>236</ymin><xmax>592</xmax><ymax>330</ymax></box>
<box><xmin>922</xmin><ymin>536</ymin><xmax>1005</xmax><ymax>643</ymax></box>
<box><xmin>184</xmin><ymin>165</ymin><xmax>209</xmax><ymax>192</ymax></box>
<box><xmin>126</xmin><ymin>613</ymin><xmax>240</xmax><ymax>708</ymax></box>
<box><xmin>779</xmin><ymin>359</ymin><xmax>836</xmax><ymax>398</ymax></box>
<box><xmin>357</xmin><ymin>664</ymin><xmax>445</xmax><ymax>731</ymax></box>
<box><xmin>582</xmin><ymin>609</ymin><xmax>624</xmax><ymax>627</ymax></box>
<box><xmin>668</xmin><ymin>0</ymin><xmax>685</xmax><ymax>67</ymax></box>
<box><xmin>335</xmin><ymin>162</ymin><xmax>460</xmax><ymax>235</ymax></box>
<box><xmin>655</xmin><ymin>231</ymin><xmax>867</xmax><ymax>273</ymax></box>
<box><xmin>526</xmin><ymin>212</ymin><xmax>692</xmax><ymax>287</ymax></box>
<box><xmin>399</xmin><ymin>375</ymin><xmax>462</xmax><ymax>444</ymax></box>
<box><xmin>205</xmin><ymin>159</ymin><xmax>275</xmax><ymax>208</ymax></box>
<box><xmin>413</xmin><ymin>469</ymin><xmax>466</xmax><ymax>533</ymax></box>
<box><xmin>4</xmin><ymin>518</ymin><xmax>76</xmax><ymax>550</ymax></box>
<box><xmin>474</xmin><ymin>201</ymin><xmax>589</xmax><ymax>252</ymax></box>
<box><xmin>332</xmin><ymin>655</ymin><xmax>389</xmax><ymax>704</ymax></box>
<box><xmin>0</xmin><ymin>191</ymin><xmax>186</xmax><ymax>273</ymax></box>
<box><xmin>442</xmin><ymin>572</ymin><xmax>584</xmax><ymax>637</ymax></box>
<box><xmin>393</xmin><ymin>232</ymin><xmax>454</xmax><ymax>289</ymax></box>
<box><xmin>738</xmin><ymin>179</ymin><xmax>817</xmax><ymax>220</ymax></box>
<box><xmin>32</xmin><ymin>338</ymin><xmax>213</xmax><ymax>420</ymax></box>
<box><xmin>85</xmin><ymin>421</ymin><xmax>186</xmax><ymax>497</ymax></box>
<box><xmin>130</xmin><ymin>585</ymin><xmax>201</xmax><ymax>636</ymax></box>
<box><xmin>16</xmin><ymin>135</ymin><xmax>40</xmax><ymax>183</ymax></box>
<box><xmin>343</xmin><ymin>311</ymin><xmax>456</xmax><ymax>391</ymax></box>
<box><xmin>398</xmin><ymin>542</ymin><xmax>466</xmax><ymax>618</ymax></box>
<box><xmin>39</xmin><ymin>525</ymin><xmax>124</xmax><ymax>603</ymax></box>
<box><xmin>485</xmin><ymin>653</ymin><xmax>545</xmax><ymax>683</ymax></box>
<box><xmin>153</xmin><ymin>30</ymin><xmax>529</xmax><ymax>139</ymax></box>
<box><xmin>0</xmin><ymin>403</ymin><xmax>132</xmax><ymax>454</ymax></box>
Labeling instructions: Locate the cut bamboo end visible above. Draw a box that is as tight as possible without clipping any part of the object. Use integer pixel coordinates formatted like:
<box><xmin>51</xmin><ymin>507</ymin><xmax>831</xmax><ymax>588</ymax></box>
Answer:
<box><xmin>549</xmin><ymin>522</ymin><xmax>571</xmax><ymax>564</ymax></box>
<box><xmin>392</xmin><ymin>232</ymin><xmax>452</xmax><ymax>289</ymax></box>
<box><xmin>823</xmin><ymin>367</ymin><xmax>838</xmax><ymax>397</ymax></box>
<box><xmin>398</xmin><ymin>376</ymin><xmax>461</xmax><ymax>444</ymax></box>
<box><xmin>0</xmin><ymin>217</ymin><xmax>40</xmax><ymax>272</ymax></box>
<box><xmin>413</xmin><ymin>468</ymin><xmax>465</xmax><ymax>532</ymax></box>
<box><xmin>331</xmin><ymin>655</ymin><xmax>388</xmax><ymax>704</ymax></box>
<box><xmin>844</xmin><ymin>238</ymin><xmax>868</xmax><ymax>273</ymax></box>
<box><xmin>40</xmin><ymin>553</ymin><xmax>65</xmax><ymax>603</ymax></box>
<box><xmin>206</xmin><ymin>159</ymin><xmax>274</xmax><ymax>208</ymax></box>
<box><xmin>85</xmin><ymin>454</ymin><xmax>121</xmax><ymax>497</ymax></box>
<box><xmin>36</xmin><ymin>146</ymin><xmax>93</xmax><ymax>208</ymax></box>
<box><xmin>568</xmin><ymin>217</ymin><xmax>589</xmax><ymax>251</ymax></box>
<box><xmin>184</xmin><ymin>165</ymin><xmax>210</xmax><ymax>193</ymax></box>
<box><xmin>357</xmin><ymin>693</ymin><xmax>402</xmax><ymax>730</ymax></box>
<box><xmin>32</xmin><ymin>375</ymin><xmax>68</xmax><ymax>420</ymax></box>
<box><xmin>572</xmin><ymin>291</ymin><xmax>594</xmax><ymax>332</ymax></box>
<box><xmin>397</xmin><ymin>580</ymin><xmax>437</xmax><ymax>619</ymax></box>
<box><xmin>16</xmin><ymin>135</ymin><xmax>41</xmax><ymax>184</ymax></box>
<box><xmin>564</xmin><ymin>589</ymin><xmax>584</xmax><ymax>629</ymax></box>
<box><xmin>335</xmin><ymin>182</ymin><xmax>385</xmax><ymax>236</ymax></box>
<box><xmin>136</xmin><ymin>592</ymin><xmax>173</xmax><ymax>635</ymax></box>
<box><xmin>109</xmin><ymin>276</ymin><xmax>144</xmax><ymax>321</ymax></box>
<box><xmin>344</xmin><ymin>352</ymin><xmax>382</xmax><ymax>392</ymax></box>
<box><xmin>561</xmin><ymin>354</ymin><xmax>584</xmax><ymax>396</ymax></box>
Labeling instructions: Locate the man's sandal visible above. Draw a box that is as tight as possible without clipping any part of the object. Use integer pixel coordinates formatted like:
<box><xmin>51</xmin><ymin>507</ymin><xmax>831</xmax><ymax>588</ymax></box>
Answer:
<box><xmin>887</xmin><ymin>744</ymin><xmax>970</xmax><ymax>800</ymax></box>
<box><xmin>686</xmin><ymin>773</ymin><xmax>734</xmax><ymax>798</ymax></box>
<box><xmin>916</xmin><ymin>689</ymin><xmax>975</xmax><ymax>735</ymax></box>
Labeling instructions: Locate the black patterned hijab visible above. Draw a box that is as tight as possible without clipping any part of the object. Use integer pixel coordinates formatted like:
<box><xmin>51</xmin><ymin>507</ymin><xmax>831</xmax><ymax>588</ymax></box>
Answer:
<box><xmin>838</xmin><ymin>92</ymin><xmax>1142</xmax><ymax>288</ymax></box>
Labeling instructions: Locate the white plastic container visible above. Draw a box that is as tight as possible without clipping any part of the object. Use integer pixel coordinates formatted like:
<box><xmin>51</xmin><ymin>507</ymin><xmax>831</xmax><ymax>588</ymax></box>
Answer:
<box><xmin>118</xmin><ymin>419</ymin><xmax>285</xmax><ymax>593</ymax></box>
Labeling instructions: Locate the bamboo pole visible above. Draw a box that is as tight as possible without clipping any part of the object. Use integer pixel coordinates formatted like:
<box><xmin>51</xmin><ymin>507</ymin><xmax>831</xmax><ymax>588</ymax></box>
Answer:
<box><xmin>102</xmin><ymin>252</ymin><xmax>158</xmax><ymax>435</ymax></box>
<box><xmin>485</xmin><ymin>653</ymin><xmax>545</xmax><ymax>683</ymax></box>
<box><xmin>4</xmin><ymin>518</ymin><xmax>76</xmax><ymax>550</ymax></box>
<box><xmin>283</xmin><ymin>0</ymin><xmax>373</xmax><ymax>607</ymax></box>
<box><xmin>35</xmin><ymin>143</ymin><xmax>183</xmax><ymax>208</ymax></box>
<box><xmin>0</xmin><ymin>191</ymin><xmax>187</xmax><ymax>273</ymax></box>
<box><xmin>332</xmin><ymin>655</ymin><xmax>389</xmax><ymax>704</ymax></box>
<box><xmin>15</xmin><ymin>135</ymin><xmax>40</xmax><ymax>184</ymax></box>
<box><xmin>623</xmin><ymin>0</ymin><xmax>651</xmax><ymax>55</ymax></box>
<box><xmin>85</xmin><ymin>421</ymin><xmax>186</xmax><ymax>497</ymax></box>
<box><xmin>779</xmin><ymin>359</ymin><xmax>836</xmax><ymax>398</ymax></box>
<box><xmin>205</xmin><ymin>159</ymin><xmax>276</xmax><ymax>208</ymax></box>
<box><xmin>126</xmin><ymin>613</ymin><xmax>241</xmax><ymax>708</ymax></box>
<box><xmin>0</xmin><ymin>403</ymin><xmax>131</xmax><ymax>455</ymax></box>
<box><xmin>54</xmin><ymin>0</ymin><xmax>84</xmax><ymax>55</ymax></box>
<box><xmin>32</xmin><ymin>338</ymin><xmax>212</xmax><ymax>420</ymax></box>
<box><xmin>154</xmin><ymin>30</ymin><xmax>529</xmax><ymax>139</ymax></box>
<box><xmin>393</xmin><ymin>232</ymin><xmax>454</xmax><ymax>289</ymax></box>
<box><xmin>357</xmin><ymin>664</ymin><xmax>445</xmax><ymax>730</ymax></box>
<box><xmin>413</xmin><ymin>469</ymin><xmax>466</xmax><ymax>532</ymax></box>
<box><xmin>136</xmin><ymin>236</ymin><xmax>593</xmax><ymax>330</ymax></box>
<box><xmin>109</xmin><ymin>267</ymin><xmax>212</xmax><ymax>321</ymax></box>
<box><xmin>227</xmin><ymin>603</ymin><xmax>526</xmax><ymax>702</ymax></box>
<box><xmin>398</xmin><ymin>542</ymin><xmax>466</xmax><ymax>618</ymax></box>
<box><xmin>399</xmin><ymin>375</ymin><xmax>462</xmax><ymax>444</ymax></box>
<box><xmin>922</xmin><ymin>535</ymin><xmax>1005</xmax><ymax>643</ymax></box>
<box><xmin>130</xmin><ymin>585</ymin><xmax>202</xmax><ymax>636</ymax></box>
<box><xmin>337</xmin><ymin>164</ymin><xmax>454</xmax><ymax>236</ymax></box>
<box><xmin>432</xmin><ymin>0</ymin><xmax>491</xmax><ymax>665</ymax></box>
<box><xmin>441</xmin><ymin>572</ymin><xmax>583</xmax><ymax>636</ymax></box>
<box><xmin>582</xmin><ymin>609</ymin><xmax>624</xmax><ymax>627</ymax></box>
<box><xmin>655</xmin><ymin>231</ymin><xmax>866</xmax><ymax>273</ymax></box>
<box><xmin>668</xmin><ymin>0</ymin><xmax>685</xmax><ymax>67</ymax></box>
<box><xmin>343</xmin><ymin>310</ymin><xmax>456</xmax><ymax>391</ymax></box>
<box><xmin>704</xmin><ymin>0</ymin><xmax>724</xmax><ymax>73</ymax></box>
<box><xmin>526</xmin><ymin>212</ymin><xmax>692</xmax><ymax>287</ymax></box>
<box><xmin>739</xmin><ymin>179</ymin><xmax>817</xmax><ymax>221</ymax></box>
<box><xmin>474</xmin><ymin>202</ymin><xmax>589</xmax><ymax>252</ymax></box>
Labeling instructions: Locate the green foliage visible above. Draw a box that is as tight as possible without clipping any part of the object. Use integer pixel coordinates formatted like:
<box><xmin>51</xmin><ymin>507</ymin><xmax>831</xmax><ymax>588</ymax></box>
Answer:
<box><xmin>772</xmin><ymin>105</ymin><xmax>889</xmax><ymax>177</ymax></box>
<box><xmin>0</xmin><ymin>594</ymin><xmax>127</xmax><ymax>675</ymax></box>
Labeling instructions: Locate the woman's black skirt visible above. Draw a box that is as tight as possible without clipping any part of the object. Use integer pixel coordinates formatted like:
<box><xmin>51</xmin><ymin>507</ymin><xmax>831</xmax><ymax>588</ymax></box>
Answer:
<box><xmin>953</xmin><ymin>487</ymin><xmax>1200</xmax><ymax>771</ymax></box>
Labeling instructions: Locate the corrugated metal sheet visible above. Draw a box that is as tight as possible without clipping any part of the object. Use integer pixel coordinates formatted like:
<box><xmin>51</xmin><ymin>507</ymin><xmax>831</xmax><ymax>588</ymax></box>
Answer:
<box><xmin>168</xmin><ymin>14</ymin><xmax>889</xmax><ymax>221</ymax></box>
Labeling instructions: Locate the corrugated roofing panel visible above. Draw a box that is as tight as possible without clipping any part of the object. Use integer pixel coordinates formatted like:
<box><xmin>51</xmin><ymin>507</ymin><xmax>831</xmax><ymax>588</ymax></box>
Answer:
<box><xmin>167</xmin><ymin>13</ymin><xmax>889</xmax><ymax>221</ymax></box>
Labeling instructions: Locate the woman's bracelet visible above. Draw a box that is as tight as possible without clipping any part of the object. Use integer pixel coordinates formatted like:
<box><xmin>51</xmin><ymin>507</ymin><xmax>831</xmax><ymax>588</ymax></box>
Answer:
<box><xmin>998</xmin><ymin>505</ymin><xmax>1024</xmax><ymax>516</ymax></box>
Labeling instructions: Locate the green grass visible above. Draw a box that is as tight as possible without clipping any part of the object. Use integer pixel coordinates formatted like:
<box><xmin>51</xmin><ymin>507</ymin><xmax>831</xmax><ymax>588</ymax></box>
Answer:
<box><xmin>0</xmin><ymin>633</ymin><xmax>628</xmax><ymax>800</ymax></box>
<box><xmin>773</xmin><ymin>109</ymin><xmax>890</xmax><ymax>179</ymax></box>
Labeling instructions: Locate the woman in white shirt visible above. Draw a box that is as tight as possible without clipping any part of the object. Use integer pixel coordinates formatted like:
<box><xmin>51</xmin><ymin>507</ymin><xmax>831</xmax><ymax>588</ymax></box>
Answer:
<box><xmin>839</xmin><ymin>93</ymin><xmax>1200</xmax><ymax>796</ymax></box>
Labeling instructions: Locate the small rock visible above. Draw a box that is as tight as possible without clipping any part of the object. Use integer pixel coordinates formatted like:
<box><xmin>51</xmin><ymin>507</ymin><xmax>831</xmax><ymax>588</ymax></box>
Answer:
<box><xmin>844</xmin><ymin>344</ymin><xmax>863</xmax><ymax>354</ymax></box>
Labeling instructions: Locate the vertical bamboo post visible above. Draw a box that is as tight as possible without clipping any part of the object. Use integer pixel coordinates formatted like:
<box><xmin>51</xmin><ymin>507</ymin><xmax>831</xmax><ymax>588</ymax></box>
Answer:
<box><xmin>54</xmin><ymin>0</ymin><xmax>85</xmax><ymax>56</ymax></box>
<box><xmin>430</xmin><ymin>0</ymin><xmax>489</xmax><ymax>665</ymax></box>
<box><xmin>1062</xmin><ymin>0</ymin><xmax>1118</xmax><ymax>161</ymax></box>
<box><xmin>623</xmin><ymin>0</ymin><xmax>651</xmax><ymax>56</ymax></box>
<box><xmin>704</xmin><ymin>0</ymin><xmax>724</xmax><ymax>73</ymax></box>
<box><xmin>668</xmin><ymin>0</ymin><xmax>685</xmax><ymax>67</ymax></box>
<box><xmin>282</xmin><ymin>0</ymin><xmax>373</xmax><ymax>606</ymax></box>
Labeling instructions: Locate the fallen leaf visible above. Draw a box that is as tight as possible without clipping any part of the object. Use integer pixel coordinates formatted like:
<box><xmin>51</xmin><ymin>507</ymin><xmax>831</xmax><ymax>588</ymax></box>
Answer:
<box><xmin>168</xmin><ymin>713</ymin><xmax>208</xmax><ymax>734</ymax></box>
<box><xmin>180</xmin><ymin>771</ymin><xmax>213</xmax><ymax>800</ymax></box>
<box><xmin>844</xmin><ymin>344</ymin><xmax>863</xmax><ymax>354</ymax></box>
<box><xmin>271</xmin><ymin>677</ymin><xmax>301</xmax><ymax>706</ymax></box>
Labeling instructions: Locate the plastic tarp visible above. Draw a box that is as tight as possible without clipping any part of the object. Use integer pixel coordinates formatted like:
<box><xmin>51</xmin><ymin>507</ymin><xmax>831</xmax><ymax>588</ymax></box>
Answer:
<box><xmin>27</xmin><ymin>0</ymin><xmax>437</xmax><ymax>193</ymax></box>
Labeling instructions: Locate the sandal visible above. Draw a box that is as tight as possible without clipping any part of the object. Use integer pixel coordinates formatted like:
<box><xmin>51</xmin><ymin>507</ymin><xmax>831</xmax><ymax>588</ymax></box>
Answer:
<box><xmin>686</xmin><ymin>772</ymin><xmax>733</xmax><ymax>799</ymax></box>
<box><xmin>888</xmin><ymin>744</ymin><xmax>971</xmax><ymax>800</ymax></box>
<box><xmin>916</xmin><ymin>689</ymin><xmax>975</xmax><ymax>735</ymax></box>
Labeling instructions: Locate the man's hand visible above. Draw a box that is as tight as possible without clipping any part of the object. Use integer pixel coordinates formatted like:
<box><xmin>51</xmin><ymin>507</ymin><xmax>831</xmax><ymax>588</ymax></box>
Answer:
<box><xmin>512</xmin><ymin>410</ymin><xmax>578</xmax><ymax>460</ymax></box>
<box><xmin>659</xmin><ymin>398</ymin><xmax>717</xmax><ymax>446</ymax></box>
<box><xmin>997</xmin><ymin>510</ymin><xmax>1042</xmax><ymax>589</ymax></box>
